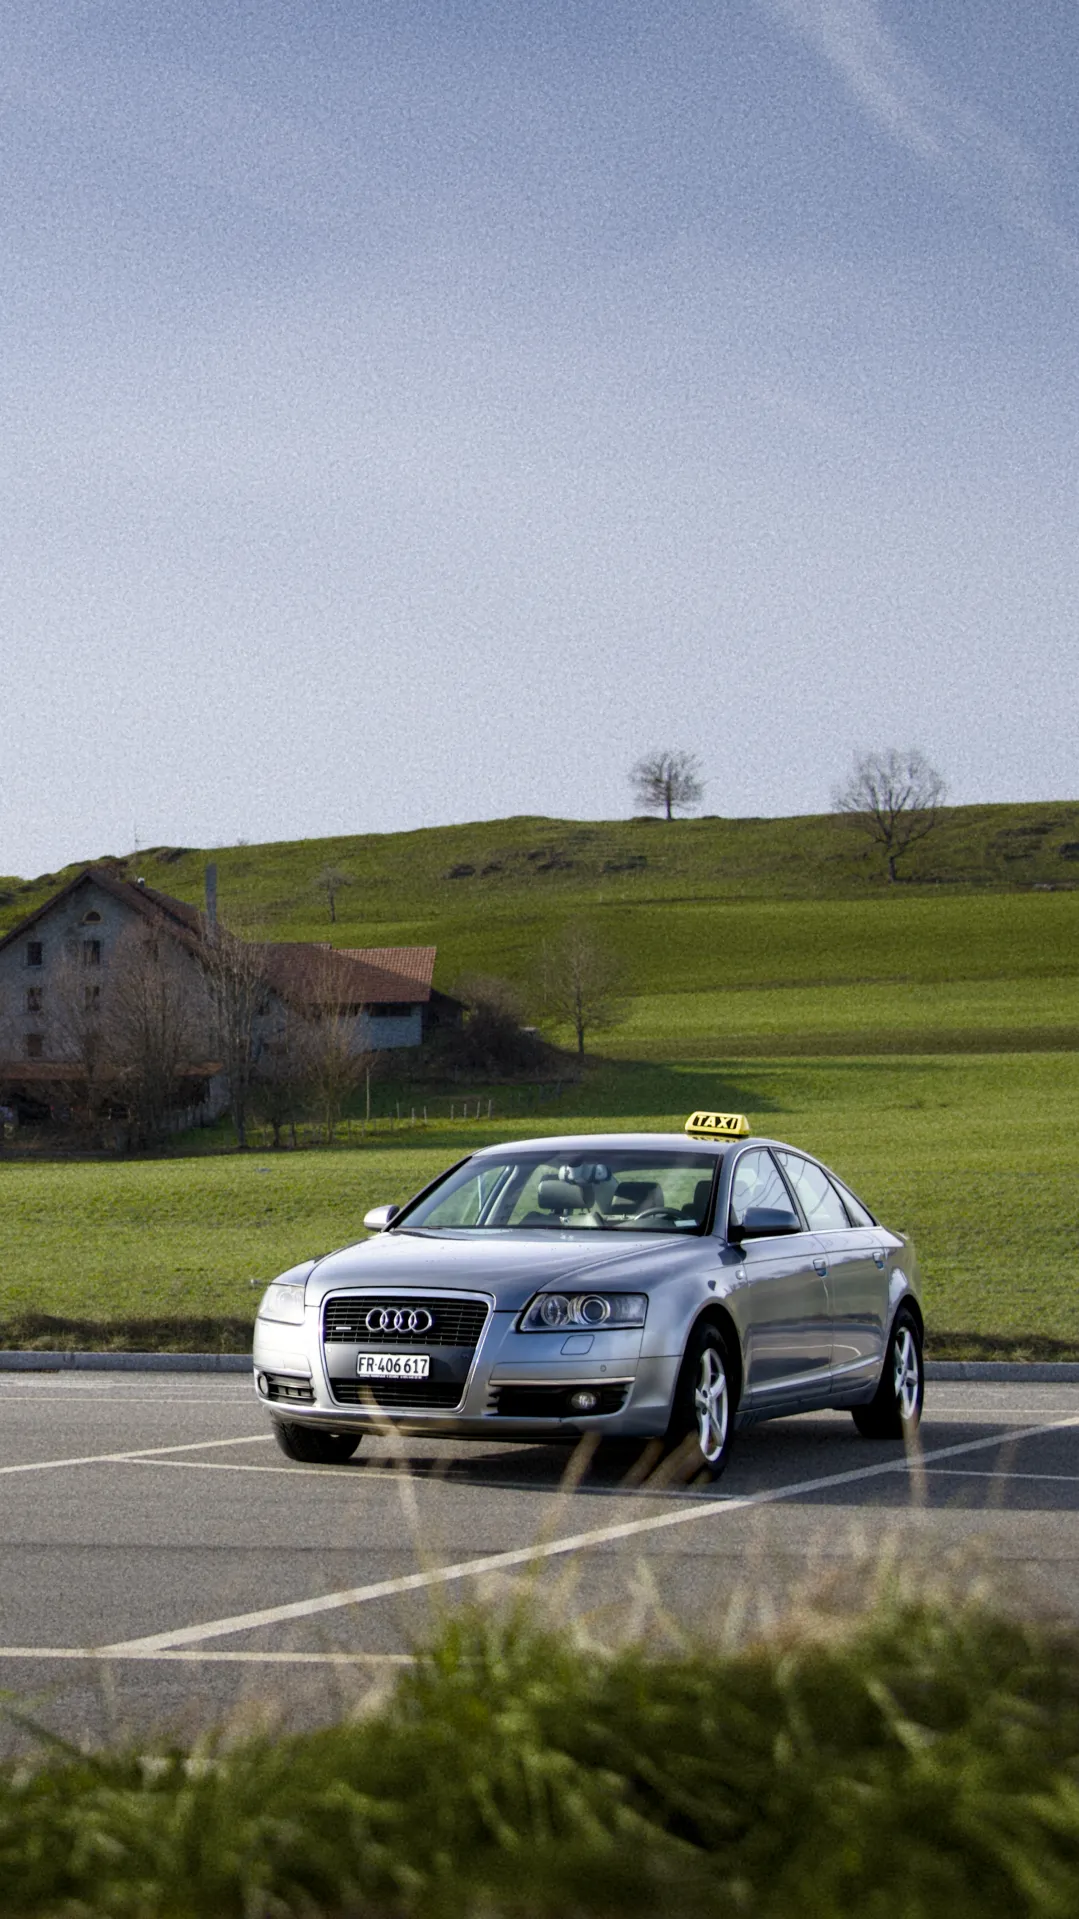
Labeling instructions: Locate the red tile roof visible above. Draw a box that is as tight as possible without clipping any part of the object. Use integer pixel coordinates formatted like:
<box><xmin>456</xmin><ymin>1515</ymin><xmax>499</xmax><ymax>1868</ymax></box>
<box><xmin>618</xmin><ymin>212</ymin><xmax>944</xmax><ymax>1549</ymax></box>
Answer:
<box><xmin>336</xmin><ymin>947</ymin><xmax>436</xmax><ymax>995</ymax></box>
<box><xmin>256</xmin><ymin>944</ymin><xmax>429</xmax><ymax>1007</ymax></box>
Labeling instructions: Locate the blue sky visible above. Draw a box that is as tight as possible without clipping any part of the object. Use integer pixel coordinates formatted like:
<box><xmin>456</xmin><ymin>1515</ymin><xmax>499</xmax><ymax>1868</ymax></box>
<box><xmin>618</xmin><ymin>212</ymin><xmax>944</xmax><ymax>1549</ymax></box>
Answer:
<box><xmin>2</xmin><ymin>1</ymin><xmax>1076</xmax><ymax>874</ymax></box>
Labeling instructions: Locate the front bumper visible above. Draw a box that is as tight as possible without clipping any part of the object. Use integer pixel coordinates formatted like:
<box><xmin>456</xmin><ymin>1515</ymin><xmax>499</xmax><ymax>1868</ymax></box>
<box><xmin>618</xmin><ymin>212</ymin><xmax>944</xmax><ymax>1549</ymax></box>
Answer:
<box><xmin>253</xmin><ymin>1291</ymin><xmax>678</xmax><ymax>1439</ymax></box>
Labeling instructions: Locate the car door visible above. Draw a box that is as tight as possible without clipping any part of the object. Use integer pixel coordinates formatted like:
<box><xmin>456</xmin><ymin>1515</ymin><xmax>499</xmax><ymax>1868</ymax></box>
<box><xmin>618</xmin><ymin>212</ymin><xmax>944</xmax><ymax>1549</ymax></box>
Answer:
<box><xmin>776</xmin><ymin>1152</ymin><xmax>887</xmax><ymax>1392</ymax></box>
<box><xmin>728</xmin><ymin>1147</ymin><xmax>832</xmax><ymax>1404</ymax></box>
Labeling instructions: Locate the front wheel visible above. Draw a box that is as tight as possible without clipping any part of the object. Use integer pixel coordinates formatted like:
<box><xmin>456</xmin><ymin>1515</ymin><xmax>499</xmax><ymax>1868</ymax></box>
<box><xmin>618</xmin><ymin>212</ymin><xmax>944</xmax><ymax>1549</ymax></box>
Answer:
<box><xmin>273</xmin><ymin>1421</ymin><xmax>361</xmax><ymax>1464</ymax></box>
<box><xmin>666</xmin><ymin>1322</ymin><xmax>737</xmax><ymax>1479</ymax></box>
<box><xmin>852</xmin><ymin>1308</ymin><xmax>924</xmax><ymax>1440</ymax></box>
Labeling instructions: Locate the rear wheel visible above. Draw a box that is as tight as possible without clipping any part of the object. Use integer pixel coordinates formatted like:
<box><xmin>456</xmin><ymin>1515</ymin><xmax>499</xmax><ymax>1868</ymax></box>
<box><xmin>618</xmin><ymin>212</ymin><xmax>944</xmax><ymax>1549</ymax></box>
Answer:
<box><xmin>852</xmin><ymin>1308</ymin><xmax>924</xmax><ymax>1440</ymax></box>
<box><xmin>666</xmin><ymin>1322</ymin><xmax>737</xmax><ymax>1479</ymax></box>
<box><xmin>273</xmin><ymin>1421</ymin><xmax>361</xmax><ymax>1464</ymax></box>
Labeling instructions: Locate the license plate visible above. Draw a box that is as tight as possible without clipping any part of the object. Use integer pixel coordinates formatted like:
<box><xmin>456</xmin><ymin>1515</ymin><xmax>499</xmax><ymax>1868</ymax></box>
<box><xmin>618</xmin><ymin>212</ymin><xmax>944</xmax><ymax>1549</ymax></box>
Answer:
<box><xmin>356</xmin><ymin>1352</ymin><xmax>431</xmax><ymax>1380</ymax></box>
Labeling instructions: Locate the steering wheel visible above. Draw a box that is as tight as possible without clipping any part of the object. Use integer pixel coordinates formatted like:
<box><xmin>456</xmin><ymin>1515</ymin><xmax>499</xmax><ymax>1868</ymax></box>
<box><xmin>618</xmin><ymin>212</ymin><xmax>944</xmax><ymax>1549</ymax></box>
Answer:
<box><xmin>631</xmin><ymin>1206</ymin><xmax>678</xmax><ymax>1223</ymax></box>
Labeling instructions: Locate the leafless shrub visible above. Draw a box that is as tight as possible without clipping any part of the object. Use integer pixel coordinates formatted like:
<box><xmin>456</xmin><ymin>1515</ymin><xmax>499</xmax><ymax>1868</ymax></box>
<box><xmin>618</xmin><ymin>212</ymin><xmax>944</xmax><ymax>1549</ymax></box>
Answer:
<box><xmin>444</xmin><ymin>975</ymin><xmax>548</xmax><ymax>1077</ymax></box>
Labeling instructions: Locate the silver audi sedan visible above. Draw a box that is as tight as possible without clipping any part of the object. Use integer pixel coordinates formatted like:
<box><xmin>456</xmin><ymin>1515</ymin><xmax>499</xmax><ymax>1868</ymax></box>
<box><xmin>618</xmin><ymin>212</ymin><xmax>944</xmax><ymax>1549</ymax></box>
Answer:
<box><xmin>252</xmin><ymin>1114</ymin><xmax>925</xmax><ymax>1477</ymax></box>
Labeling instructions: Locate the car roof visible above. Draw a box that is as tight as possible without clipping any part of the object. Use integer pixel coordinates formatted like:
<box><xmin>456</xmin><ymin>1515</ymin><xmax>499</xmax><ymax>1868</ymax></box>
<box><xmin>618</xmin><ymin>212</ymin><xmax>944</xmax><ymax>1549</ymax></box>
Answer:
<box><xmin>472</xmin><ymin>1132</ymin><xmax>737</xmax><ymax>1159</ymax></box>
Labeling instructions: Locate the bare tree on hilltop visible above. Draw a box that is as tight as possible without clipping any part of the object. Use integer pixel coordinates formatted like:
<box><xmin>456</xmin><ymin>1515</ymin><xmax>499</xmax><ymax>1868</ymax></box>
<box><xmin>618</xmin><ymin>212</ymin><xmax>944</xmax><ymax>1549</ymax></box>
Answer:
<box><xmin>832</xmin><ymin>747</ymin><xmax>947</xmax><ymax>882</ymax></box>
<box><xmin>630</xmin><ymin>749</ymin><xmax>703</xmax><ymax>820</ymax></box>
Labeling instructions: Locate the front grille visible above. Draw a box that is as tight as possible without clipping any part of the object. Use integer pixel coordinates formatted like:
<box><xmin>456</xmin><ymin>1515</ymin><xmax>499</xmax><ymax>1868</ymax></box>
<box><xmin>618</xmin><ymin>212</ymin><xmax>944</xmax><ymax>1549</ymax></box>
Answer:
<box><xmin>323</xmin><ymin>1296</ymin><xmax>489</xmax><ymax>1348</ymax></box>
<box><xmin>329</xmin><ymin>1379</ymin><xmax>465</xmax><ymax>1410</ymax></box>
<box><xmin>491</xmin><ymin>1384</ymin><xmax>629</xmax><ymax>1419</ymax></box>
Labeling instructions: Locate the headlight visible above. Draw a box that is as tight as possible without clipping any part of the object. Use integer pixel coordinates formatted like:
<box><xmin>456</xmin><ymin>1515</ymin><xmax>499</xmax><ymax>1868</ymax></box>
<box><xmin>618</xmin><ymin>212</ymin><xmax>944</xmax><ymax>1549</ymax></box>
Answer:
<box><xmin>257</xmin><ymin>1283</ymin><xmax>307</xmax><ymax>1325</ymax></box>
<box><xmin>519</xmin><ymin>1292</ymin><xmax>647</xmax><ymax>1332</ymax></box>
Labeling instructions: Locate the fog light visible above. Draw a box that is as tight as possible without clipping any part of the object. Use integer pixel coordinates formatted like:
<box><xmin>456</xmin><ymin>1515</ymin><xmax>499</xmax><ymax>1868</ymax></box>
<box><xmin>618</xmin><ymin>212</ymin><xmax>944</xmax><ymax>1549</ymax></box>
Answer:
<box><xmin>256</xmin><ymin>1373</ymin><xmax>269</xmax><ymax>1396</ymax></box>
<box><xmin>569</xmin><ymin>1389</ymin><xmax>599</xmax><ymax>1414</ymax></box>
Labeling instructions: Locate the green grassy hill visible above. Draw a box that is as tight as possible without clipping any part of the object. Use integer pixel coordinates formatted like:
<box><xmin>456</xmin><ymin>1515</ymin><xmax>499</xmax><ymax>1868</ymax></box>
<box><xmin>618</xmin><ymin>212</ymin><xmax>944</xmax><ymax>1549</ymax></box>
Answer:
<box><xmin>4</xmin><ymin>802</ymin><xmax>1078</xmax><ymax>1052</ymax></box>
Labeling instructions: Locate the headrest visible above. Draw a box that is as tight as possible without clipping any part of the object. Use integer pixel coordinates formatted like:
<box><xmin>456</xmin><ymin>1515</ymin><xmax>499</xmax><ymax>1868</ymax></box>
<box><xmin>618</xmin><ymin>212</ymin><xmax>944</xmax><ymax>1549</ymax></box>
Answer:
<box><xmin>537</xmin><ymin>1177</ymin><xmax>591</xmax><ymax>1213</ymax></box>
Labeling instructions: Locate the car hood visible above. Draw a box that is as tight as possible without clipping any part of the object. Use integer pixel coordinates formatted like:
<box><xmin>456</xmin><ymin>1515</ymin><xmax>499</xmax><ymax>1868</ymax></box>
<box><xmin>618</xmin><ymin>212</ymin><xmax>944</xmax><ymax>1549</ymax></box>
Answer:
<box><xmin>305</xmin><ymin>1229</ymin><xmax>694</xmax><ymax>1311</ymax></box>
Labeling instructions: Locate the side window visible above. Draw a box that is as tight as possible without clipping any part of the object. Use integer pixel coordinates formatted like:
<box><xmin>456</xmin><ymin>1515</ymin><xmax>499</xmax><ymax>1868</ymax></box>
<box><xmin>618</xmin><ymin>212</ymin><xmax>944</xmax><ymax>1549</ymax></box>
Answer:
<box><xmin>729</xmin><ymin>1148</ymin><xmax>801</xmax><ymax>1235</ymax></box>
<box><xmin>776</xmin><ymin>1153</ymin><xmax>850</xmax><ymax>1231</ymax></box>
<box><xmin>26</xmin><ymin>942</ymin><xmax>43</xmax><ymax>968</ymax></box>
<box><xmin>831</xmin><ymin>1178</ymin><xmax>877</xmax><ymax>1228</ymax></box>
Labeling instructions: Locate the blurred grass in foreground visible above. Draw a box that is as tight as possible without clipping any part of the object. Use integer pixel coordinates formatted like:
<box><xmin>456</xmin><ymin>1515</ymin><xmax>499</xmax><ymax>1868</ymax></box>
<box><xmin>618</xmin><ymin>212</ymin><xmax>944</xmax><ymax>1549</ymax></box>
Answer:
<box><xmin>2</xmin><ymin>1587</ymin><xmax>1079</xmax><ymax>1916</ymax></box>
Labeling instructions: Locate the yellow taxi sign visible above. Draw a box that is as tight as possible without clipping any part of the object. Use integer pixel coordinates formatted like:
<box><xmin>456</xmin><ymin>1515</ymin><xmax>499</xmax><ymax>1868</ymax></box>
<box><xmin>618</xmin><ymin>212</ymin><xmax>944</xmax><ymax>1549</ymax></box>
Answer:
<box><xmin>684</xmin><ymin>1111</ymin><xmax>751</xmax><ymax>1140</ymax></box>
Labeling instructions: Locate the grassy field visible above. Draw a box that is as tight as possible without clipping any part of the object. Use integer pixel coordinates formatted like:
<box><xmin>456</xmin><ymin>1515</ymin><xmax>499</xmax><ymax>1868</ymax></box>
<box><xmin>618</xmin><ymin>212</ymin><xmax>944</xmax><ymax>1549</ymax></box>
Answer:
<box><xmin>1</xmin><ymin>802</ymin><xmax>1076</xmax><ymax>1352</ymax></box>
<box><xmin>1</xmin><ymin>1049</ymin><xmax>1076</xmax><ymax>1350</ymax></box>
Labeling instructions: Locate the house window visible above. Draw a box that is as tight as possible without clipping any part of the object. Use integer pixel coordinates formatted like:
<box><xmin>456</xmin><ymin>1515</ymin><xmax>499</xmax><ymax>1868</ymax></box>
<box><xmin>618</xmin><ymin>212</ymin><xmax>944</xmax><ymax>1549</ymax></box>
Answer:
<box><xmin>81</xmin><ymin>939</ymin><xmax>102</xmax><ymax>967</ymax></box>
<box><xmin>81</xmin><ymin>910</ymin><xmax>102</xmax><ymax>924</ymax></box>
<box><xmin>25</xmin><ymin>1033</ymin><xmax>43</xmax><ymax>1059</ymax></box>
<box><xmin>84</xmin><ymin>983</ymin><xmax>101</xmax><ymax>1010</ymax></box>
<box><xmin>26</xmin><ymin>987</ymin><xmax>43</xmax><ymax>1014</ymax></box>
<box><xmin>26</xmin><ymin>942</ymin><xmax>43</xmax><ymax>967</ymax></box>
<box><xmin>369</xmin><ymin>1003</ymin><xmax>407</xmax><ymax>1018</ymax></box>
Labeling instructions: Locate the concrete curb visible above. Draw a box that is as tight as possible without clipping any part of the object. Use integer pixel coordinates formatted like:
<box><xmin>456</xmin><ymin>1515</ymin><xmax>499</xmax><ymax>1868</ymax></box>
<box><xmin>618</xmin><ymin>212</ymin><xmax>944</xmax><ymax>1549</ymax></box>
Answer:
<box><xmin>0</xmin><ymin>1351</ymin><xmax>250</xmax><ymax>1373</ymax></box>
<box><xmin>0</xmin><ymin>1353</ymin><xmax>1076</xmax><ymax>1382</ymax></box>
<box><xmin>925</xmin><ymin>1361</ymin><xmax>1079</xmax><ymax>1383</ymax></box>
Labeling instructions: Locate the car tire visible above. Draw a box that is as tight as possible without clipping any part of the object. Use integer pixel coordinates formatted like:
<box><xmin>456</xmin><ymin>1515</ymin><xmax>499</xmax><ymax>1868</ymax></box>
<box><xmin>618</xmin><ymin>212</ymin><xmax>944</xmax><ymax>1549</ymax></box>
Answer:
<box><xmin>273</xmin><ymin>1421</ymin><xmax>361</xmax><ymax>1464</ymax></box>
<box><xmin>665</xmin><ymin>1321</ymin><xmax>737</xmax><ymax>1479</ymax></box>
<box><xmin>852</xmin><ymin>1307</ymin><xmax>924</xmax><ymax>1440</ymax></box>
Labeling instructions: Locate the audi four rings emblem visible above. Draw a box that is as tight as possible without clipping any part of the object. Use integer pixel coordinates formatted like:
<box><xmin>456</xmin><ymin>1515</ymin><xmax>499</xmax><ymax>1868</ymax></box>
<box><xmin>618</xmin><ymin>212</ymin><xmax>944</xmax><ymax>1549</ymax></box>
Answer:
<box><xmin>365</xmin><ymin>1306</ymin><xmax>434</xmax><ymax>1334</ymax></box>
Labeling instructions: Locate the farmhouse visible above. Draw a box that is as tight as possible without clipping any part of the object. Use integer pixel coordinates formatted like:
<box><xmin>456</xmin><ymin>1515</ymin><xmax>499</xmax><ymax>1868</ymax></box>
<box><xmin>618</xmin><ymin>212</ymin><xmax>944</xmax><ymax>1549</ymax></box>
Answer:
<box><xmin>0</xmin><ymin>868</ymin><xmax>457</xmax><ymax>1127</ymax></box>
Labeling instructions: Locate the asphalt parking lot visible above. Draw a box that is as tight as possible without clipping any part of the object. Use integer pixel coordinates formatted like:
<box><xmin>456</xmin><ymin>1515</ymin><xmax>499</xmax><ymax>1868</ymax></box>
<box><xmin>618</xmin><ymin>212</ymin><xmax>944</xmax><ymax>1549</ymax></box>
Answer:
<box><xmin>2</xmin><ymin>1372</ymin><xmax>1078</xmax><ymax>1753</ymax></box>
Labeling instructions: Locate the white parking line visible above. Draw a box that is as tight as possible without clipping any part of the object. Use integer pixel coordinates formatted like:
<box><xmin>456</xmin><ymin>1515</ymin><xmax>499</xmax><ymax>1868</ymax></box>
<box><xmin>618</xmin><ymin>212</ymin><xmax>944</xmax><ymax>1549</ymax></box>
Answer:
<box><xmin>0</xmin><ymin>1434</ymin><xmax>271</xmax><ymax>1477</ymax></box>
<box><xmin>102</xmin><ymin>1412</ymin><xmax>1079</xmax><ymax>1656</ymax></box>
<box><xmin>128</xmin><ymin>1457</ymin><xmax>360</xmax><ymax>1480</ymax></box>
<box><xmin>0</xmin><ymin>1647</ymin><xmax>411</xmax><ymax>1666</ymax></box>
<box><xmin>0</xmin><ymin>1395</ymin><xmax>256</xmax><ymax>1406</ymax></box>
<box><xmin>926</xmin><ymin>1468</ymin><xmax>1079</xmax><ymax>1483</ymax></box>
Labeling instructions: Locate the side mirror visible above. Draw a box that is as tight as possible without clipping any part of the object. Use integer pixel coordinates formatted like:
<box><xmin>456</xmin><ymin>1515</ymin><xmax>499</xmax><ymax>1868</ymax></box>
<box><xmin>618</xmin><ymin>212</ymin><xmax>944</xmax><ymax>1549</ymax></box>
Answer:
<box><xmin>730</xmin><ymin>1206</ymin><xmax>801</xmax><ymax>1241</ymax></box>
<box><xmin>363</xmin><ymin>1203</ymin><xmax>399</xmax><ymax>1232</ymax></box>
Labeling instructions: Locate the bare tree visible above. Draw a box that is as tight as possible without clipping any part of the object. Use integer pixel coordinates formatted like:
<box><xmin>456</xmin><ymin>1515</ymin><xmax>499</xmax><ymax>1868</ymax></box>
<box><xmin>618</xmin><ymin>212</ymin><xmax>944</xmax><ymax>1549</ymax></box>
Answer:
<box><xmin>536</xmin><ymin>922</ymin><xmax>627</xmax><ymax>1059</ymax></box>
<box><xmin>313</xmin><ymin>865</ymin><xmax>354</xmax><ymax>925</ymax></box>
<box><xmin>105</xmin><ymin>926</ymin><xmax>205</xmax><ymax>1148</ymax></box>
<box><xmin>251</xmin><ymin>996</ymin><xmax>309</xmax><ymax>1149</ymax></box>
<box><xmin>281</xmin><ymin>948</ymin><xmax>372</xmax><ymax>1143</ymax></box>
<box><xmin>630</xmin><ymin>749</ymin><xmax>703</xmax><ymax>820</ymax></box>
<box><xmin>832</xmin><ymin>747</ymin><xmax>948</xmax><ymax>882</ymax></box>
<box><xmin>48</xmin><ymin>949</ymin><xmax>122</xmax><ymax>1142</ymax></box>
<box><xmin>200</xmin><ymin>921</ymin><xmax>268</xmax><ymax>1150</ymax></box>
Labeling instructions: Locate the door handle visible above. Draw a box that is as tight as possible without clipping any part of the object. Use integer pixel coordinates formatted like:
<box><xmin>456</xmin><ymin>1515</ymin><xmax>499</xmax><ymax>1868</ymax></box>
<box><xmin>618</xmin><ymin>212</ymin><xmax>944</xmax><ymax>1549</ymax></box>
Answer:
<box><xmin>812</xmin><ymin>1257</ymin><xmax>828</xmax><ymax>1276</ymax></box>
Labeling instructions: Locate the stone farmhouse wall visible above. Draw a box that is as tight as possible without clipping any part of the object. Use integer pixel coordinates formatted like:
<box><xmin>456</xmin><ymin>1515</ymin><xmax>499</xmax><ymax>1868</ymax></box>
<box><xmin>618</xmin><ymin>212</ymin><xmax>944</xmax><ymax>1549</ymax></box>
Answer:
<box><xmin>0</xmin><ymin>887</ymin><xmax>211</xmax><ymax>1068</ymax></box>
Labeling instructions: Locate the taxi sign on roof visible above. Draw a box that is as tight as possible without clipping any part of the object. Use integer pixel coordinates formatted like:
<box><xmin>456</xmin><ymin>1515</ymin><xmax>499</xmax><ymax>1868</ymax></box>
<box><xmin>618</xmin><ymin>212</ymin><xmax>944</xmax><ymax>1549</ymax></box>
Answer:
<box><xmin>684</xmin><ymin>1111</ymin><xmax>751</xmax><ymax>1140</ymax></box>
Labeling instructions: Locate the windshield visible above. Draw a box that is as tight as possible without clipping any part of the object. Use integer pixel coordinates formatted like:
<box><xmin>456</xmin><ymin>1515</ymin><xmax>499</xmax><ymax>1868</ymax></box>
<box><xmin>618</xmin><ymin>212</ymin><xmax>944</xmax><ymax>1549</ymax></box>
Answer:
<box><xmin>400</xmin><ymin>1149</ymin><xmax>719</xmax><ymax>1234</ymax></box>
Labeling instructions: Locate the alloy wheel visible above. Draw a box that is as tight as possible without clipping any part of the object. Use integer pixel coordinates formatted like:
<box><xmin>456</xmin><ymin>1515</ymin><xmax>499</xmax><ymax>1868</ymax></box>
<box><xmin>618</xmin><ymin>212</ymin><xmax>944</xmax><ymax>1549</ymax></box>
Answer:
<box><xmin>893</xmin><ymin>1325</ymin><xmax>921</xmax><ymax>1421</ymax></box>
<box><xmin>694</xmin><ymin>1345</ymin><xmax>729</xmax><ymax>1465</ymax></box>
